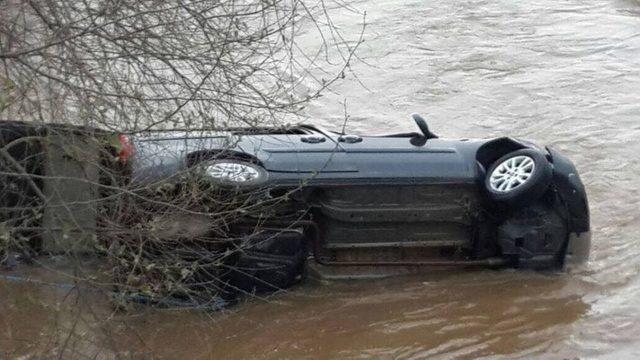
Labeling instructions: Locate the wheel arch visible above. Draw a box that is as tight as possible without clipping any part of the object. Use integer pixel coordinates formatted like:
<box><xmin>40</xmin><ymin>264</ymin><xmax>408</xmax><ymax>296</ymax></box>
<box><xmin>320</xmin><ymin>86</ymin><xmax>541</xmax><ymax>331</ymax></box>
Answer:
<box><xmin>475</xmin><ymin>137</ymin><xmax>529</xmax><ymax>170</ymax></box>
<box><xmin>186</xmin><ymin>149</ymin><xmax>264</xmax><ymax>168</ymax></box>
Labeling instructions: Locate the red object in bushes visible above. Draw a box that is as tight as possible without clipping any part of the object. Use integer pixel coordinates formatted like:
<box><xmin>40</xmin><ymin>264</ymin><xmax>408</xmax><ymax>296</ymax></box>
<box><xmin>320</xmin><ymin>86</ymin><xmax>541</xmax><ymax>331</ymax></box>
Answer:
<box><xmin>118</xmin><ymin>134</ymin><xmax>134</xmax><ymax>164</ymax></box>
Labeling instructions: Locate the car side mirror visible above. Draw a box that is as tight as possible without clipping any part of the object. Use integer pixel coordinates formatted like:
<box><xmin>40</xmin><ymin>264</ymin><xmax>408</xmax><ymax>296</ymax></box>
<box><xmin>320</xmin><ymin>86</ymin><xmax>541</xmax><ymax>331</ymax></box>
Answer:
<box><xmin>411</xmin><ymin>113</ymin><xmax>438</xmax><ymax>140</ymax></box>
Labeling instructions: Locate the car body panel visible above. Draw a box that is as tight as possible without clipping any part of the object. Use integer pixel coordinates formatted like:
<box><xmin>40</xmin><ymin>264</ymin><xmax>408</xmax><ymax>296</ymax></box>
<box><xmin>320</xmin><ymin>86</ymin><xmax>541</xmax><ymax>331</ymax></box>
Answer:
<box><xmin>131</xmin><ymin>128</ymin><xmax>488</xmax><ymax>186</ymax></box>
<box><xmin>128</xmin><ymin>124</ymin><xmax>590</xmax><ymax>275</ymax></box>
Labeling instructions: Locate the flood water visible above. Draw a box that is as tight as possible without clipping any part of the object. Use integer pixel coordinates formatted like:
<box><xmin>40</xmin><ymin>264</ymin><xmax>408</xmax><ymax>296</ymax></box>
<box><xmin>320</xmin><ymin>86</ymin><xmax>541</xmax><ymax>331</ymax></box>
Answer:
<box><xmin>3</xmin><ymin>0</ymin><xmax>640</xmax><ymax>358</ymax></box>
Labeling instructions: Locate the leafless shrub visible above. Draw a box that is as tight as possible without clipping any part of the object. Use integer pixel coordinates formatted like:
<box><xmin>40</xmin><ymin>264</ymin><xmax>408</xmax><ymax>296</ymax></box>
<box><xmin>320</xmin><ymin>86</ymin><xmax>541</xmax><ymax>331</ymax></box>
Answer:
<box><xmin>1</xmin><ymin>0</ymin><xmax>363</xmax><ymax>129</ymax></box>
<box><xmin>0</xmin><ymin>0</ymin><xmax>363</xmax><ymax>356</ymax></box>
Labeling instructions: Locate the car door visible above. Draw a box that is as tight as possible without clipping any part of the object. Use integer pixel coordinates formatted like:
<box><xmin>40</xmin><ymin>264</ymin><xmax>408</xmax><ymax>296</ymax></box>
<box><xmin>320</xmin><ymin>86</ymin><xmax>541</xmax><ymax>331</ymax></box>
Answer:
<box><xmin>240</xmin><ymin>132</ymin><xmax>356</xmax><ymax>174</ymax></box>
<box><xmin>337</xmin><ymin>134</ymin><xmax>467</xmax><ymax>182</ymax></box>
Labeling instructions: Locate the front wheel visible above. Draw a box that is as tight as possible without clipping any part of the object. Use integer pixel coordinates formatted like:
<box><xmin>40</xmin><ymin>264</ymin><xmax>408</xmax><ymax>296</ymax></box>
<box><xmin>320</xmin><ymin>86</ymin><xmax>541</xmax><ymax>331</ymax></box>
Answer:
<box><xmin>484</xmin><ymin>149</ymin><xmax>552</xmax><ymax>207</ymax></box>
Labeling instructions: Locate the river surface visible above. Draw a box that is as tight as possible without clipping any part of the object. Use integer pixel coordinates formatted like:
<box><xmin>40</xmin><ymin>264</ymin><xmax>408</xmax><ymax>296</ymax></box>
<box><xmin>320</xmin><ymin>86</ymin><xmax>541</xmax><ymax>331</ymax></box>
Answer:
<box><xmin>3</xmin><ymin>0</ymin><xmax>640</xmax><ymax>358</ymax></box>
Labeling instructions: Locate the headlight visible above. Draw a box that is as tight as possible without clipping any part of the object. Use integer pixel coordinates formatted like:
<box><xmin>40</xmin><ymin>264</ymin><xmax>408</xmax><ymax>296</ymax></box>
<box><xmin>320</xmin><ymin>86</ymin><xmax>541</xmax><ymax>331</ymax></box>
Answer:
<box><xmin>202</xmin><ymin>160</ymin><xmax>267</xmax><ymax>186</ymax></box>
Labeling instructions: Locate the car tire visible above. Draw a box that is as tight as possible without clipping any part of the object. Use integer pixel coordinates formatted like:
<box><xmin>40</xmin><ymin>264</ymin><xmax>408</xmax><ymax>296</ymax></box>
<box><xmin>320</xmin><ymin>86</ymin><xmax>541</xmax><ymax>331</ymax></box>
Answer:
<box><xmin>201</xmin><ymin>159</ymin><xmax>268</xmax><ymax>187</ymax></box>
<box><xmin>484</xmin><ymin>149</ymin><xmax>552</xmax><ymax>207</ymax></box>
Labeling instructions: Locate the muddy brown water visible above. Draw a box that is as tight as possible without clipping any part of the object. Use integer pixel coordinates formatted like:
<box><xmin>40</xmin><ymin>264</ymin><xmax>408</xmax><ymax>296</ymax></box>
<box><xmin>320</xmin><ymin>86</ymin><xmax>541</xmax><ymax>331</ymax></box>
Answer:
<box><xmin>3</xmin><ymin>0</ymin><xmax>640</xmax><ymax>358</ymax></box>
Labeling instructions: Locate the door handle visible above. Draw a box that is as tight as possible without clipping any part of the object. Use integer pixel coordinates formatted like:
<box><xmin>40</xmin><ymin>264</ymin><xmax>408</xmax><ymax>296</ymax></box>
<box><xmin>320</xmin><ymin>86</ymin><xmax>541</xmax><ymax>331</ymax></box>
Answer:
<box><xmin>338</xmin><ymin>135</ymin><xmax>363</xmax><ymax>144</ymax></box>
<box><xmin>301</xmin><ymin>135</ymin><xmax>326</xmax><ymax>144</ymax></box>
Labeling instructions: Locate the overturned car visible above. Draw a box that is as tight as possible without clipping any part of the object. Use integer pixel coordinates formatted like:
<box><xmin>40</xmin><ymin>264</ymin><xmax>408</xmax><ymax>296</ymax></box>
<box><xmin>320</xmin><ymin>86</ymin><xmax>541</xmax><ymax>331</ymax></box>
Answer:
<box><xmin>123</xmin><ymin>114</ymin><xmax>590</xmax><ymax>297</ymax></box>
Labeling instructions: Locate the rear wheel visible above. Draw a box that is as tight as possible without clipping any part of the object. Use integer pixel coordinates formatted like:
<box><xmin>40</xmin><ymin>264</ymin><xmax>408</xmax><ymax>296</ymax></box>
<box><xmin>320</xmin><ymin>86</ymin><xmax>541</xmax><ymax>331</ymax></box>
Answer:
<box><xmin>200</xmin><ymin>159</ymin><xmax>268</xmax><ymax>187</ymax></box>
<box><xmin>484</xmin><ymin>149</ymin><xmax>552</xmax><ymax>207</ymax></box>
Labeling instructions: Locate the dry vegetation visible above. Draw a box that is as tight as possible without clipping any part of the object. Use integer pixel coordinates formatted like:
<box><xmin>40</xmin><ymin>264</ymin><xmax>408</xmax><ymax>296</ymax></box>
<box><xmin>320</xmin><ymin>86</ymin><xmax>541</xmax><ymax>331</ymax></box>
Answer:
<box><xmin>0</xmin><ymin>0</ymin><xmax>363</xmax><ymax>357</ymax></box>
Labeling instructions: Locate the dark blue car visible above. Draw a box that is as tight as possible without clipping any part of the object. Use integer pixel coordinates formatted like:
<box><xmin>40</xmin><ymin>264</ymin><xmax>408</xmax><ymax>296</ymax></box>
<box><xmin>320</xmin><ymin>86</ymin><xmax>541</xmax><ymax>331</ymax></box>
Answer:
<box><xmin>126</xmin><ymin>114</ymin><xmax>590</xmax><ymax>290</ymax></box>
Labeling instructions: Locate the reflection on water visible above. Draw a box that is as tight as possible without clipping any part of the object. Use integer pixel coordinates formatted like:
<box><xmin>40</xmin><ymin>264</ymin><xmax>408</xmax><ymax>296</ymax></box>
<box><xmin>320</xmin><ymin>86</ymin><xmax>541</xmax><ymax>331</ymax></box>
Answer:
<box><xmin>0</xmin><ymin>271</ymin><xmax>592</xmax><ymax>359</ymax></box>
<box><xmin>4</xmin><ymin>0</ymin><xmax>640</xmax><ymax>358</ymax></box>
<box><xmin>201</xmin><ymin>273</ymin><xmax>590</xmax><ymax>359</ymax></box>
